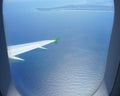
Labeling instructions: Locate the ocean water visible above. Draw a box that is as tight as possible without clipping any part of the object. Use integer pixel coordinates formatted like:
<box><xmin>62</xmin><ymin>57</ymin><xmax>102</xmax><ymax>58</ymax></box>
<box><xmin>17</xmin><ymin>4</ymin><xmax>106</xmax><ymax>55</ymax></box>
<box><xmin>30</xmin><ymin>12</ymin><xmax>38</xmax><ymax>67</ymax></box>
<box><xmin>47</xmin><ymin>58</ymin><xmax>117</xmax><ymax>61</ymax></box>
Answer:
<box><xmin>3</xmin><ymin>2</ymin><xmax>114</xmax><ymax>96</ymax></box>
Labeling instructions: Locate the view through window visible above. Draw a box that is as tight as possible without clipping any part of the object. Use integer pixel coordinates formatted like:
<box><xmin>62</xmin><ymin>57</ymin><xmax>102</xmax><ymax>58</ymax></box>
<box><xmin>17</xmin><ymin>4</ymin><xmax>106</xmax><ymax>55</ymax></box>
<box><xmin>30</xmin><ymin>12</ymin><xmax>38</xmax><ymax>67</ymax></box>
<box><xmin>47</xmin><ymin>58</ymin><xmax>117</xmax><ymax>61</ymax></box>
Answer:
<box><xmin>3</xmin><ymin>0</ymin><xmax>114</xmax><ymax>96</ymax></box>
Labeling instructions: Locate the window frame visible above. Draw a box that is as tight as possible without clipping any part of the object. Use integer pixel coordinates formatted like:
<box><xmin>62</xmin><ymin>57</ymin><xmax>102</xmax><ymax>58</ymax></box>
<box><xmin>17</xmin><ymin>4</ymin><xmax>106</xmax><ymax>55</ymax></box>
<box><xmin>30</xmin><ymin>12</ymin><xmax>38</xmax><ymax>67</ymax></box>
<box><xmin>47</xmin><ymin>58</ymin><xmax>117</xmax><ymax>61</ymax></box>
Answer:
<box><xmin>0</xmin><ymin>0</ymin><xmax>120</xmax><ymax>96</ymax></box>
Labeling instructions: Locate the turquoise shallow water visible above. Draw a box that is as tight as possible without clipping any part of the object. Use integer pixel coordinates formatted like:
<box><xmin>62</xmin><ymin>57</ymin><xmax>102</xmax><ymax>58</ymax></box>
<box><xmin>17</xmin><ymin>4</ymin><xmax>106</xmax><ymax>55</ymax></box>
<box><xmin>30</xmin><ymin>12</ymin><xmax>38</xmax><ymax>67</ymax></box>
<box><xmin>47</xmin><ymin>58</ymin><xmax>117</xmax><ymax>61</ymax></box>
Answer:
<box><xmin>3</xmin><ymin>2</ymin><xmax>114</xmax><ymax>96</ymax></box>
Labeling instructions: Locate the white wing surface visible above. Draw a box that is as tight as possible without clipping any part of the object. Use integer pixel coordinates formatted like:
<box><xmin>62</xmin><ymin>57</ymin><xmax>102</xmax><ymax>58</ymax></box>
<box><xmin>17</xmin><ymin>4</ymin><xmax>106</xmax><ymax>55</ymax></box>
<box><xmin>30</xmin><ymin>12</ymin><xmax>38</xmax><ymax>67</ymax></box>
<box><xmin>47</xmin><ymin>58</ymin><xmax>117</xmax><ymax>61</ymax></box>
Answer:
<box><xmin>7</xmin><ymin>38</ymin><xmax>58</xmax><ymax>61</ymax></box>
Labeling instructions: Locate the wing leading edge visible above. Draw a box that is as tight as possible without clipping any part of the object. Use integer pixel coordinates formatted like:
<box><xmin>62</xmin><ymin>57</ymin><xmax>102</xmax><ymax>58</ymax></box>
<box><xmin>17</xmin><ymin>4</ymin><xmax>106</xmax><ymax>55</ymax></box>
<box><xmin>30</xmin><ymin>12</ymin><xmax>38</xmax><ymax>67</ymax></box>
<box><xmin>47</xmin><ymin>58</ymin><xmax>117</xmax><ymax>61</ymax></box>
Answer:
<box><xmin>7</xmin><ymin>38</ymin><xmax>58</xmax><ymax>61</ymax></box>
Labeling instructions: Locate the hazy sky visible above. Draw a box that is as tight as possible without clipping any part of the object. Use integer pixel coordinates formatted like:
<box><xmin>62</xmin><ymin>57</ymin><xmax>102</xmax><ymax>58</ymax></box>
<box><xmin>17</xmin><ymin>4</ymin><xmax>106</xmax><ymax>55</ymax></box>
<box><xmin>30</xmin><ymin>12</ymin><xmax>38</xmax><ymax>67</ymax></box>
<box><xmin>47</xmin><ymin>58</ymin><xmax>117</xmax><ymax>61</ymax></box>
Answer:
<box><xmin>5</xmin><ymin>0</ymin><xmax>114</xmax><ymax>5</ymax></box>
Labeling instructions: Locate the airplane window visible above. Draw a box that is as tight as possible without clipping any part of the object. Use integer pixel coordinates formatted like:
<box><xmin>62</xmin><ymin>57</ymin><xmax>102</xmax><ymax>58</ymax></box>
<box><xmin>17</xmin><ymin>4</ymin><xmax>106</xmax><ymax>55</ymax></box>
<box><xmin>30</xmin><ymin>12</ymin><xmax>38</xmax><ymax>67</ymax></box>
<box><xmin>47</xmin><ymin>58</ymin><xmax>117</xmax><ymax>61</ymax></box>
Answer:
<box><xmin>3</xmin><ymin>0</ymin><xmax>114</xmax><ymax>96</ymax></box>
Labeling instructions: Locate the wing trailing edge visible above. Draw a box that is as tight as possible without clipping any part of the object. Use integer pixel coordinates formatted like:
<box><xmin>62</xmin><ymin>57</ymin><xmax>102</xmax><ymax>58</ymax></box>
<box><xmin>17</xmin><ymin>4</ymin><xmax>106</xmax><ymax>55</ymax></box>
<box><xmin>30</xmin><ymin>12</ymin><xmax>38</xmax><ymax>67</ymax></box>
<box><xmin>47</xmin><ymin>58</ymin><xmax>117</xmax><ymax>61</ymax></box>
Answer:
<box><xmin>11</xmin><ymin>56</ymin><xmax>24</xmax><ymax>61</ymax></box>
<box><xmin>39</xmin><ymin>46</ymin><xmax>47</xmax><ymax>49</ymax></box>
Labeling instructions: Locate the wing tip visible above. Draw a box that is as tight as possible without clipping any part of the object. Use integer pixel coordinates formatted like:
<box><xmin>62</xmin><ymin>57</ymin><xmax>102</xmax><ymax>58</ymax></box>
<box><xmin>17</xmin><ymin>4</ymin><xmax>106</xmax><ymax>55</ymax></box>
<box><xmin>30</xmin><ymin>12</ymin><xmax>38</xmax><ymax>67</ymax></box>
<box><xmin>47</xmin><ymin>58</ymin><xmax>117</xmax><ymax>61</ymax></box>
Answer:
<box><xmin>53</xmin><ymin>37</ymin><xmax>59</xmax><ymax>44</ymax></box>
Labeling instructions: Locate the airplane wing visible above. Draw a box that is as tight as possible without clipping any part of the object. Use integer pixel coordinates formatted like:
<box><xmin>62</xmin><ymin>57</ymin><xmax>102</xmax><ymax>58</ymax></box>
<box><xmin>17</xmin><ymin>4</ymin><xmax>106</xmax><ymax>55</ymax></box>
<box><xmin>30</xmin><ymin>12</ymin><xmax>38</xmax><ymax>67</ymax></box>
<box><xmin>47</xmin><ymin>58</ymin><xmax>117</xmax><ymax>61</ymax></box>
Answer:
<box><xmin>7</xmin><ymin>38</ymin><xmax>59</xmax><ymax>61</ymax></box>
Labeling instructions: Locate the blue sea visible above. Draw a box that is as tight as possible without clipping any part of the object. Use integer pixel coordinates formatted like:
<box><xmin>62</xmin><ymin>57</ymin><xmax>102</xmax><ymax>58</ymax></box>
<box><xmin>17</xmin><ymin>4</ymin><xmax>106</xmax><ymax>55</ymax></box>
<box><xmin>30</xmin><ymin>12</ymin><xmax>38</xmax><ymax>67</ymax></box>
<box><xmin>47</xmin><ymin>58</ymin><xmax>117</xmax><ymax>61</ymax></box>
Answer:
<box><xmin>3</xmin><ymin>1</ymin><xmax>114</xmax><ymax>96</ymax></box>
